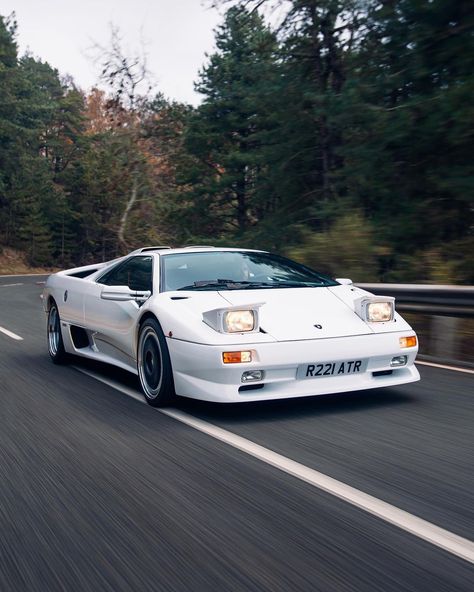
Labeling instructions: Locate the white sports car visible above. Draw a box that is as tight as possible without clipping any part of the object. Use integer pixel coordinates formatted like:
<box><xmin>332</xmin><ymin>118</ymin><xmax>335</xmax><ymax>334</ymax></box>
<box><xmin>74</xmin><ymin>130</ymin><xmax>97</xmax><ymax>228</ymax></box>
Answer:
<box><xmin>43</xmin><ymin>246</ymin><xmax>420</xmax><ymax>405</ymax></box>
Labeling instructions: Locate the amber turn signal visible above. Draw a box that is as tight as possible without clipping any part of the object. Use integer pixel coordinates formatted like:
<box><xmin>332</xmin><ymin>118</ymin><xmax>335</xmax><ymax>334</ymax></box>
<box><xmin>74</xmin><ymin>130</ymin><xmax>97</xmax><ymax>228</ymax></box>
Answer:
<box><xmin>222</xmin><ymin>351</ymin><xmax>252</xmax><ymax>364</ymax></box>
<box><xmin>399</xmin><ymin>336</ymin><xmax>417</xmax><ymax>348</ymax></box>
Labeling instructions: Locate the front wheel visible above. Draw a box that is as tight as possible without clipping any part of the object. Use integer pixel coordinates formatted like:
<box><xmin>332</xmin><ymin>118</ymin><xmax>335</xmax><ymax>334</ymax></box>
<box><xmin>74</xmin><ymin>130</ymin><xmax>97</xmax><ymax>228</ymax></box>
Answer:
<box><xmin>47</xmin><ymin>300</ymin><xmax>68</xmax><ymax>364</ymax></box>
<box><xmin>137</xmin><ymin>318</ymin><xmax>175</xmax><ymax>407</ymax></box>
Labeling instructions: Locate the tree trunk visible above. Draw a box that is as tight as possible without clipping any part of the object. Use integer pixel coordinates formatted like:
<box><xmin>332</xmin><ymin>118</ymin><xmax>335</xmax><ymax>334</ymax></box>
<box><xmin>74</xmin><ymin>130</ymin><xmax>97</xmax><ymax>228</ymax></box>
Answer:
<box><xmin>235</xmin><ymin>173</ymin><xmax>247</xmax><ymax>232</ymax></box>
<box><xmin>118</xmin><ymin>175</ymin><xmax>138</xmax><ymax>248</ymax></box>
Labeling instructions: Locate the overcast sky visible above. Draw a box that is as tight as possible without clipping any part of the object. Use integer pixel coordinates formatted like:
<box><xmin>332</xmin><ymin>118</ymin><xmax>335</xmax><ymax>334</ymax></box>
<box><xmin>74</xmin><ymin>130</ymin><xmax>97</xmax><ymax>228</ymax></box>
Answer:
<box><xmin>1</xmin><ymin>0</ymin><xmax>226</xmax><ymax>105</ymax></box>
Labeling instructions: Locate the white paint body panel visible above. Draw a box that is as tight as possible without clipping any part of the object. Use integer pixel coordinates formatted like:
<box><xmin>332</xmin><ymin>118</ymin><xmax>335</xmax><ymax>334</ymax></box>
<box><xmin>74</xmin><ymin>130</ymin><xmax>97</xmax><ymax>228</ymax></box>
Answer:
<box><xmin>167</xmin><ymin>333</ymin><xmax>419</xmax><ymax>402</ymax></box>
<box><xmin>221</xmin><ymin>286</ymin><xmax>412</xmax><ymax>340</ymax></box>
<box><xmin>43</xmin><ymin>248</ymin><xmax>420</xmax><ymax>403</ymax></box>
<box><xmin>83</xmin><ymin>281</ymin><xmax>140</xmax><ymax>363</ymax></box>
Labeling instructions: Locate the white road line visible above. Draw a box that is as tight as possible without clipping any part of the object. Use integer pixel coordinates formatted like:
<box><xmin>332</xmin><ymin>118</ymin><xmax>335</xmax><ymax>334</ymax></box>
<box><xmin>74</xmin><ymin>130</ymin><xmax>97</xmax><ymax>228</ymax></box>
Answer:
<box><xmin>0</xmin><ymin>273</ymin><xmax>49</xmax><ymax>278</ymax></box>
<box><xmin>0</xmin><ymin>283</ymin><xmax>23</xmax><ymax>287</ymax></box>
<box><xmin>417</xmin><ymin>360</ymin><xmax>474</xmax><ymax>375</ymax></box>
<box><xmin>162</xmin><ymin>407</ymin><xmax>474</xmax><ymax>565</ymax></box>
<box><xmin>74</xmin><ymin>365</ymin><xmax>474</xmax><ymax>564</ymax></box>
<box><xmin>0</xmin><ymin>326</ymin><xmax>23</xmax><ymax>341</ymax></box>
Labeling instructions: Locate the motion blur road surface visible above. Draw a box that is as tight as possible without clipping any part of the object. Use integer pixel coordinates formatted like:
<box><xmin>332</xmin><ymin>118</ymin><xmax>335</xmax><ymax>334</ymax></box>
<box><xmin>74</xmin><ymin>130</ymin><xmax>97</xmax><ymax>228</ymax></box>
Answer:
<box><xmin>0</xmin><ymin>276</ymin><xmax>473</xmax><ymax>591</ymax></box>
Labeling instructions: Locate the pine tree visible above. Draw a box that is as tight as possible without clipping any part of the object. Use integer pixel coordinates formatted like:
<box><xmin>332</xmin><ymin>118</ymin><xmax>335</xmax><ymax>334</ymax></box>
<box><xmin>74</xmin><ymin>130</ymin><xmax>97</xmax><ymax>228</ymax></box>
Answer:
<box><xmin>181</xmin><ymin>6</ymin><xmax>279</xmax><ymax>241</ymax></box>
<box><xmin>343</xmin><ymin>0</ymin><xmax>474</xmax><ymax>280</ymax></box>
<box><xmin>0</xmin><ymin>13</ymin><xmax>29</xmax><ymax>243</ymax></box>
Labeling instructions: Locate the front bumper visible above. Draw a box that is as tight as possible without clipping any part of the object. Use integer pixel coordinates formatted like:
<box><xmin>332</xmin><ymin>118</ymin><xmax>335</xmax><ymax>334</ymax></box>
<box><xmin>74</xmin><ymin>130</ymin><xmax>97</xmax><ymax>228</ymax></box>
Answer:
<box><xmin>167</xmin><ymin>332</ymin><xmax>420</xmax><ymax>402</ymax></box>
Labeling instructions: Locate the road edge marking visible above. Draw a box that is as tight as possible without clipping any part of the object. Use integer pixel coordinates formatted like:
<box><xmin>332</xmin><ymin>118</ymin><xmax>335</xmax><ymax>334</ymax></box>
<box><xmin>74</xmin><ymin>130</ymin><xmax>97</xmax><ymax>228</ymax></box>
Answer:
<box><xmin>416</xmin><ymin>360</ymin><xmax>474</xmax><ymax>375</ymax></box>
<box><xmin>0</xmin><ymin>326</ymin><xmax>23</xmax><ymax>341</ymax></box>
<box><xmin>74</xmin><ymin>365</ymin><xmax>474</xmax><ymax>565</ymax></box>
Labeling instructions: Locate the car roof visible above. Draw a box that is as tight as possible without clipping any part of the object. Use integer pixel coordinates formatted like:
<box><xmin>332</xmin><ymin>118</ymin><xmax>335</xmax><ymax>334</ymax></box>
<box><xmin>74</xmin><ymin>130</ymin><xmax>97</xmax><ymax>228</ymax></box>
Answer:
<box><xmin>58</xmin><ymin>246</ymin><xmax>269</xmax><ymax>281</ymax></box>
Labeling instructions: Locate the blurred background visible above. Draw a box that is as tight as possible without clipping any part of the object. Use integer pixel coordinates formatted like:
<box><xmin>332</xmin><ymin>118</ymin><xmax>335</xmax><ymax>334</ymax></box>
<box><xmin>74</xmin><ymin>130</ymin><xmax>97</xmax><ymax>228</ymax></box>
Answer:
<box><xmin>0</xmin><ymin>0</ymin><xmax>472</xmax><ymax>361</ymax></box>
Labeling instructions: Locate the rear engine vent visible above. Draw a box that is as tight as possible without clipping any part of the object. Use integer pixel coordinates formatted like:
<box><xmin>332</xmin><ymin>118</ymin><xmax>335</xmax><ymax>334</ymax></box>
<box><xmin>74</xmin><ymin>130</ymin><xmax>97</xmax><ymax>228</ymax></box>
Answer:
<box><xmin>68</xmin><ymin>269</ymin><xmax>99</xmax><ymax>278</ymax></box>
<box><xmin>139</xmin><ymin>246</ymin><xmax>171</xmax><ymax>252</ymax></box>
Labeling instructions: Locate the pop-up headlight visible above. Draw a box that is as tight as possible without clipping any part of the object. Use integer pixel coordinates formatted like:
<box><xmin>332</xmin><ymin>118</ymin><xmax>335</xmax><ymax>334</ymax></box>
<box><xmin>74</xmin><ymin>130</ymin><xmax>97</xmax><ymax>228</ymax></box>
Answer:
<box><xmin>355</xmin><ymin>296</ymin><xmax>395</xmax><ymax>323</ymax></box>
<box><xmin>203</xmin><ymin>303</ymin><xmax>264</xmax><ymax>334</ymax></box>
<box><xmin>224</xmin><ymin>310</ymin><xmax>255</xmax><ymax>332</ymax></box>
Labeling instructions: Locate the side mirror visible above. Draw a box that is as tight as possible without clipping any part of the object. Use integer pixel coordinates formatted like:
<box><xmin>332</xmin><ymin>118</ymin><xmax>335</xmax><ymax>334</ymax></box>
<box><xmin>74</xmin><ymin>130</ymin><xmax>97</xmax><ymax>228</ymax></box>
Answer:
<box><xmin>335</xmin><ymin>278</ymin><xmax>353</xmax><ymax>285</ymax></box>
<box><xmin>101</xmin><ymin>285</ymin><xmax>151</xmax><ymax>302</ymax></box>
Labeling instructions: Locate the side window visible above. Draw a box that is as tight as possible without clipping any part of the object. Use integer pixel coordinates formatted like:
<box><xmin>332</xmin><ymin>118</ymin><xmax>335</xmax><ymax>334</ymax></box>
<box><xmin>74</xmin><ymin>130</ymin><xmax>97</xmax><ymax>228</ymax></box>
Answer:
<box><xmin>99</xmin><ymin>256</ymin><xmax>153</xmax><ymax>292</ymax></box>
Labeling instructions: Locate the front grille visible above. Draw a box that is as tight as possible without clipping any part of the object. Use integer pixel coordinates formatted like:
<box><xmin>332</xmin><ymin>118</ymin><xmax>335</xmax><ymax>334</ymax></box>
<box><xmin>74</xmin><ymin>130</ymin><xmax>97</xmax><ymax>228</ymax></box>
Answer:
<box><xmin>239</xmin><ymin>384</ymin><xmax>265</xmax><ymax>393</ymax></box>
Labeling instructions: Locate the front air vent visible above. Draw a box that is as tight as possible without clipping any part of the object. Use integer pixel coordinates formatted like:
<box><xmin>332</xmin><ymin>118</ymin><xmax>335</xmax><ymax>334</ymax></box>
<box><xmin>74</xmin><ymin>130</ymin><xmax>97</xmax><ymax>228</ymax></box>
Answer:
<box><xmin>372</xmin><ymin>370</ymin><xmax>393</xmax><ymax>377</ymax></box>
<box><xmin>239</xmin><ymin>384</ymin><xmax>265</xmax><ymax>393</ymax></box>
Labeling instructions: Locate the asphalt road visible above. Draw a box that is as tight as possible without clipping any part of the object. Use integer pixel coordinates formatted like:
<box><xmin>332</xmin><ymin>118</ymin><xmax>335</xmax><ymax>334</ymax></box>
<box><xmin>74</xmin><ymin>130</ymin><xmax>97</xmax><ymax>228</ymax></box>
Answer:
<box><xmin>0</xmin><ymin>275</ymin><xmax>473</xmax><ymax>591</ymax></box>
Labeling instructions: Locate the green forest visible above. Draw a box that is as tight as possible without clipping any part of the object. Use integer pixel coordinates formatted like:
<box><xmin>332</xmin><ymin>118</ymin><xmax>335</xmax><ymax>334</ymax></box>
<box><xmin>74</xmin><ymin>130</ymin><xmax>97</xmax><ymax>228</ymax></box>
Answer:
<box><xmin>0</xmin><ymin>1</ymin><xmax>472</xmax><ymax>282</ymax></box>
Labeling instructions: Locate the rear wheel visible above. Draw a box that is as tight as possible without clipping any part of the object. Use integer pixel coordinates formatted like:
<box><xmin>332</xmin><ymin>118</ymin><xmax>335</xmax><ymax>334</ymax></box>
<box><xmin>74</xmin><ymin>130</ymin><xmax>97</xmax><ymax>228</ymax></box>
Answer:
<box><xmin>47</xmin><ymin>300</ymin><xmax>68</xmax><ymax>364</ymax></box>
<box><xmin>137</xmin><ymin>318</ymin><xmax>175</xmax><ymax>407</ymax></box>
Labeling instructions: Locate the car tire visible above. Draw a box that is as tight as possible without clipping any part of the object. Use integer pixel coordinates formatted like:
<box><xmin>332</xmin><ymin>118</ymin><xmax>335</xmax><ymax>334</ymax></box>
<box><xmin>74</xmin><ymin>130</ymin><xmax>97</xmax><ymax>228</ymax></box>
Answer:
<box><xmin>47</xmin><ymin>299</ymin><xmax>68</xmax><ymax>364</ymax></box>
<box><xmin>137</xmin><ymin>318</ymin><xmax>175</xmax><ymax>407</ymax></box>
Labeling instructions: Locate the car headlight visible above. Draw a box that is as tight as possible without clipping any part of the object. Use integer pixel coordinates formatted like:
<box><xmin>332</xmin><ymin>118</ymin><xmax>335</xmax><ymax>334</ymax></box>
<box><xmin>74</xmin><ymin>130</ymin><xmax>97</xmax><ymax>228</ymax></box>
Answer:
<box><xmin>354</xmin><ymin>296</ymin><xmax>395</xmax><ymax>323</ymax></box>
<box><xmin>367</xmin><ymin>301</ymin><xmax>393</xmax><ymax>322</ymax></box>
<box><xmin>202</xmin><ymin>303</ymin><xmax>263</xmax><ymax>333</ymax></box>
<box><xmin>224</xmin><ymin>310</ymin><xmax>255</xmax><ymax>332</ymax></box>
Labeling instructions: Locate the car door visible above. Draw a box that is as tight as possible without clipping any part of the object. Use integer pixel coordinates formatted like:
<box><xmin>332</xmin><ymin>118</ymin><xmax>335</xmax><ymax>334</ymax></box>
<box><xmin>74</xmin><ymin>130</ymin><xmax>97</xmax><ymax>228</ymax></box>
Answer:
<box><xmin>83</xmin><ymin>255</ymin><xmax>154</xmax><ymax>367</ymax></box>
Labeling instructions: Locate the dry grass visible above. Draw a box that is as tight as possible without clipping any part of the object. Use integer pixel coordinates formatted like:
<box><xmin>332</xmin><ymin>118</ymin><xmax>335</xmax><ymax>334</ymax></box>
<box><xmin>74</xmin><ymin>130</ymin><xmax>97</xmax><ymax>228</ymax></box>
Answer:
<box><xmin>0</xmin><ymin>247</ymin><xmax>58</xmax><ymax>276</ymax></box>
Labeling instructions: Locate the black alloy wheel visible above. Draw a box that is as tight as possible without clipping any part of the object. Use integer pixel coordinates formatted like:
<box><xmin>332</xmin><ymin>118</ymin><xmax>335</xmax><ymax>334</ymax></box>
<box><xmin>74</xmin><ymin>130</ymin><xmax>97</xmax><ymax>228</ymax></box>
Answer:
<box><xmin>138</xmin><ymin>318</ymin><xmax>175</xmax><ymax>406</ymax></box>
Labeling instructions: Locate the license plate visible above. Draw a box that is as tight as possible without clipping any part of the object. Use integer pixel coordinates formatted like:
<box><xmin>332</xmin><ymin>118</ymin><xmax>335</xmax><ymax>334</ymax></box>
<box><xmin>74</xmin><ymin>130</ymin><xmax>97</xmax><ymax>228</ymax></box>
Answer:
<box><xmin>298</xmin><ymin>360</ymin><xmax>367</xmax><ymax>379</ymax></box>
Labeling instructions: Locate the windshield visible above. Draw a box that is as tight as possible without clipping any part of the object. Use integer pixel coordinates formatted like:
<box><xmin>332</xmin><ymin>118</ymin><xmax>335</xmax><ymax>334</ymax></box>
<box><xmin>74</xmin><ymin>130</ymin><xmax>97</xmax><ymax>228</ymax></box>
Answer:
<box><xmin>161</xmin><ymin>251</ymin><xmax>338</xmax><ymax>291</ymax></box>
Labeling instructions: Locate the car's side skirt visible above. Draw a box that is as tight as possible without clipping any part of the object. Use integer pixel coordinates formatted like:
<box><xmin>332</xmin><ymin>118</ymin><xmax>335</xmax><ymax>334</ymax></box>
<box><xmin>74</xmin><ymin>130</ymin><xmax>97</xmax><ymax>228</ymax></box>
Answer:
<box><xmin>60</xmin><ymin>321</ymin><xmax>138</xmax><ymax>375</ymax></box>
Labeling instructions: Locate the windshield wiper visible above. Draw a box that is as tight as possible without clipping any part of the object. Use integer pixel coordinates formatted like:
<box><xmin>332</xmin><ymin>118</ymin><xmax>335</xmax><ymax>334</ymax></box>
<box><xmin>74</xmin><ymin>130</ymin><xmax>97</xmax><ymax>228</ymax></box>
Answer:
<box><xmin>176</xmin><ymin>279</ymin><xmax>328</xmax><ymax>291</ymax></box>
<box><xmin>177</xmin><ymin>279</ymin><xmax>246</xmax><ymax>291</ymax></box>
<box><xmin>266</xmin><ymin>280</ymin><xmax>326</xmax><ymax>287</ymax></box>
<box><xmin>237</xmin><ymin>280</ymin><xmax>327</xmax><ymax>289</ymax></box>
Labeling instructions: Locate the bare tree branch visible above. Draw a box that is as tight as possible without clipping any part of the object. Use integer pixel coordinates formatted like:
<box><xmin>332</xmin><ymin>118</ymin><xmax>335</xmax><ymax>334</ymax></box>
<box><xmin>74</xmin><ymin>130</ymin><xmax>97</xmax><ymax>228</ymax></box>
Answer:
<box><xmin>89</xmin><ymin>24</ymin><xmax>153</xmax><ymax>109</ymax></box>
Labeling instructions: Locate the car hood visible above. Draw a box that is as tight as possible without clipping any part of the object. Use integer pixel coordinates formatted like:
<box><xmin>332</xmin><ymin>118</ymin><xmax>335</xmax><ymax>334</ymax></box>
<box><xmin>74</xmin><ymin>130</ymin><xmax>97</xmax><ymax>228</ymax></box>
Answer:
<box><xmin>219</xmin><ymin>286</ymin><xmax>372</xmax><ymax>341</ymax></box>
